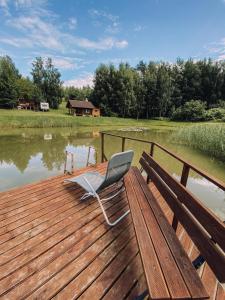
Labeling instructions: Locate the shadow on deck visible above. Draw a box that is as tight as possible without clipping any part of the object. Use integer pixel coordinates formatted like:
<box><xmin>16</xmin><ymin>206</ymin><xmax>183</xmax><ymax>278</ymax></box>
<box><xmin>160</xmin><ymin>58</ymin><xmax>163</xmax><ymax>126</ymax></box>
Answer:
<box><xmin>0</xmin><ymin>163</ymin><xmax>224</xmax><ymax>299</ymax></box>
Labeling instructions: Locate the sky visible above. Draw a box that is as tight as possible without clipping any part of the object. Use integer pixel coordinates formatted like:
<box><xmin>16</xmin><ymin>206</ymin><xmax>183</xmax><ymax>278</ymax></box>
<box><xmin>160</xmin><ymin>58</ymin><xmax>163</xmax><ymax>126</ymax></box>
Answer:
<box><xmin>0</xmin><ymin>0</ymin><xmax>225</xmax><ymax>87</ymax></box>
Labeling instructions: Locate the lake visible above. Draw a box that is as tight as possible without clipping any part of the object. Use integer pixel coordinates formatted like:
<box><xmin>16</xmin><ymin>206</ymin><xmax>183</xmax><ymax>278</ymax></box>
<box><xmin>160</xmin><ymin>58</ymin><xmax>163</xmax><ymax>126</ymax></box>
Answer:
<box><xmin>0</xmin><ymin>126</ymin><xmax>224</xmax><ymax>220</ymax></box>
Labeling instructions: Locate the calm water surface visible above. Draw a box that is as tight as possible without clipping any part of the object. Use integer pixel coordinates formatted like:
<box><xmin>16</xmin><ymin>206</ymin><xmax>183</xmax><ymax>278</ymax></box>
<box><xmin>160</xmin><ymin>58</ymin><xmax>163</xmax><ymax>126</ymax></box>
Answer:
<box><xmin>0</xmin><ymin>127</ymin><xmax>224</xmax><ymax>220</ymax></box>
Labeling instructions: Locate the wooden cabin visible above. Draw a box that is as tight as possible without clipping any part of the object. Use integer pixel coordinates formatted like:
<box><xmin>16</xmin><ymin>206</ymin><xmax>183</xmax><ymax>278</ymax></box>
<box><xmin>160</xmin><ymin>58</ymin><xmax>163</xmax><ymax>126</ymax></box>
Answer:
<box><xmin>66</xmin><ymin>99</ymin><xmax>100</xmax><ymax>117</ymax></box>
<box><xmin>17</xmin><ymin>99</ymin><xmax>38</xmax><ymax>110</ymax></box>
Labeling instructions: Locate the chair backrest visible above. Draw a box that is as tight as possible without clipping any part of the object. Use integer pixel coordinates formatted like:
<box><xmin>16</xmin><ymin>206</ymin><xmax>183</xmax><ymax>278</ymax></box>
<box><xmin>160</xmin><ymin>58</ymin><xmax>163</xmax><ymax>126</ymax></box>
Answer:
<box><xmin>99</xmin><ymin>150</ymin><xmax>134</xmax><ymax>190</ymax></box>
<box><xmin>140</xmin><ymin>151</ymin><xmax>225</xmax><ymax>283</ymax></box>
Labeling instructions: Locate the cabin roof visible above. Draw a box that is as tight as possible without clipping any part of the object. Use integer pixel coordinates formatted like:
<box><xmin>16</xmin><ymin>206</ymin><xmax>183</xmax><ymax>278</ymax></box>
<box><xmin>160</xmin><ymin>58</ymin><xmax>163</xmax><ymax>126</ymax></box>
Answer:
<box><xmin>67</xmin><ymin>99</ymin><xmax>97</xmax><ymax>109</ymax></box>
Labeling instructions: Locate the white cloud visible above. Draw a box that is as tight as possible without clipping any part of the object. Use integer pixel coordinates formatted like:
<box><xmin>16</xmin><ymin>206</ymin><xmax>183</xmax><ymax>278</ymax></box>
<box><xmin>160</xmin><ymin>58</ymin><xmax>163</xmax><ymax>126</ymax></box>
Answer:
<box><xmin>51</xmin><ymin>57</ymin><xmax>77</xmax><ymax>70</ymax></box>
<box><xmin>6</xmin><ymin>15</ymin><xmax>65</xmax><ymax>51</ymax></box>
<box><xmin>0</xmin><ymin>0</ymin><xmax>8</xmax><ymax>8</ymax></box>
<box><xmin>3</xmin><ymin>13</ymin><xmax>128</xmax><ymax>52</ymax></box>
<box><xmin>0</xmin><ymin>36</ymin><xmax>33</xmax><ymax>47</ymax></box>
<box><xmin>106</xmin><ymin>22</ymin><xmax>120</xmax><ymax>34</ymax></box>
<box><xmin>0</xmin><ymin>0</ymin><xmax>10</xmax><ymax>15</ymax></box>
<box><xmin>218</xmin><ymin>54</ymin><xmax>225</xmax><ymax>60</ymax></box>
<box><xmin>89</xmin><ymin>9</ymin><xmax>119</xmax><ymax>22</ymax></box>
<box><xmin>68</xmin><ymin>17</ymin><xmax>77</xmax><ymax>30</ymax></box>
<box><xmin>134</xmin><ymin>25</ymin><xmax>145</xmax><ymax>32</ymax></box>
<box><xmin>89</xmin><ymin>9</ymin><xmax>120</xmax><ymax>34</ymax></box>
<box><xmin>63</xmin><ymin>74</ymin><xmax>94</xmax><ymax>88</ymax></box>
<box><xmin>206</xmin><ymin>37</ymin><xmax>225</xmax><ymax>60</ymax></box>
<box><xmin>73</xmin><ymin>37</ymin><xmax>128</xmax><ymax>50</ymax></box>
<box><xmin>115</xmin><ymin>40</ymin><xmax>128</xmax><ymax>48</ymax></box>
<box><xmin>15</xmin><ymin>0</ymin><xmax>37</xmax><ymax>7</ymax></box>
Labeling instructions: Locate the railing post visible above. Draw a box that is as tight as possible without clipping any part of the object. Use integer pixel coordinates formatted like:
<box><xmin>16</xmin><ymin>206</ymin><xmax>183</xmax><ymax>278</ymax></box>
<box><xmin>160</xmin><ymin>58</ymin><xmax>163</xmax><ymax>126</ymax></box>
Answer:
<box><xmin>172</xmin><ymin>163</ymin><xmax>190</xmax><ymax>232</ymax></box>
<box><xmin>64</xmin><ymin>150</ymin><xmax>67</xmax><ymax>174</ymax></box>
<box><xmin>150</xmin><ymin>143</ymin><xmax>154</xmax><ymax>157</ymax></box>
<box><xmin>180</xmin><ymin>164</ymin><xmax>190</xmax><ymax>187</ymax></box>
<box><xmin>146</xmin><ymin>143</ymin><xmax>155</xmax><ymax>183</ymax></box>
<box><xmin>71</xmin><ymin>153</ymin><xmax>74</xmax><ymax>173</ymax></box>
<box><xmin>122</xmin><ymin>137</ymin><xmax>125</xmax><ymax>152</ymax></box>
<box><xmin>101</xmin><ymin>132</ymin><xmax>105</xmax><ymax>163</ymax></box>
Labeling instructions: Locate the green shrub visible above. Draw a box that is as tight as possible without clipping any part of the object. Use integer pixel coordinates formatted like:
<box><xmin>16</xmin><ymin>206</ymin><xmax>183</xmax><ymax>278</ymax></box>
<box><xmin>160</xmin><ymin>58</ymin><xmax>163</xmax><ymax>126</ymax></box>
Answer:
<box><xmin>205</xmin><ymin>108</ymin><xmax>225</xmax><ymax>121</ymax></box>
<box><xmin>171</xmin><ymin>100</ymin><xmax>206</xmax><ymax>121</ymax></box>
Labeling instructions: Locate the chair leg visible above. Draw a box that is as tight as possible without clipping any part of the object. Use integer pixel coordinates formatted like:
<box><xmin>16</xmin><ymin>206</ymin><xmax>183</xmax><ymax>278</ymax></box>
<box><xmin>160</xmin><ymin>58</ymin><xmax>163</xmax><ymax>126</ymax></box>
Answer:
<box><xmin>95</xmin><ymin>192</ymin><xmax>130</xmax><ymax>226</ymax></box>
<box><xmin>83</xmin><ymin>177</ymin><xmax>130</xmax><ymax>226</ymax></box>
<box><xmin>80</xmin><ymin>192</ymin><xmax>93</xmax><ymax>200</ymax></box>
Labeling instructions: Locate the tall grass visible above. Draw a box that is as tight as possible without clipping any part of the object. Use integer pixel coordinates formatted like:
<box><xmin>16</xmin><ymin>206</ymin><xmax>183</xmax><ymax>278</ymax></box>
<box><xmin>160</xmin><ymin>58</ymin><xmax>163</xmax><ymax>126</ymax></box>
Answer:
<box><xmin>0</xmin><ymin>103</ymin><xmax>190</xmax><ymax>129</ymax></box>
<box><xmin>174</xmin><ymin>124</ymin><xmax>225</xmax><ymax>161</ymax></box>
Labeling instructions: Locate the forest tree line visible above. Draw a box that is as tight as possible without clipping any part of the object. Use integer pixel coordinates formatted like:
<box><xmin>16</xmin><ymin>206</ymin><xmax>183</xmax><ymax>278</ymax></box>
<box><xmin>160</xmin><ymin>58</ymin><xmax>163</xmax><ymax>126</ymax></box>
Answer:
<box><xmin>0</xmin><ymin>56</ymin><xmax>62</xmax><ymax>109</ymax></box>
<box><xmin>89</xmin><ymin>60</ymin><xmax>225</xmax><ymax>120</ymax></box>
<box><xmin>1</xmin><ymin>55</ymin><xmax>225</xmax><ymax>120</ymax></box>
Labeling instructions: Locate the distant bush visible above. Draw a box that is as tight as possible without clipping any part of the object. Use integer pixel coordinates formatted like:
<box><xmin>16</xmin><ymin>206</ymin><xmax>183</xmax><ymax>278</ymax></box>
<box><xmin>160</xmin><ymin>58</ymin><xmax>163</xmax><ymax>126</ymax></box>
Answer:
<box><xmin>171</xmin><ymin>100</ymin><xmax>206</xmax><ymax>121</ymax></box>
<box><xmin>205</xmin><ymin>108</ymin><xmax>225</xmax><ymax>121</ymax></box>
<box><xmin>0</xmin><ymin>98</ymin><xmax>16</xmax><ymax>109</ymax></box>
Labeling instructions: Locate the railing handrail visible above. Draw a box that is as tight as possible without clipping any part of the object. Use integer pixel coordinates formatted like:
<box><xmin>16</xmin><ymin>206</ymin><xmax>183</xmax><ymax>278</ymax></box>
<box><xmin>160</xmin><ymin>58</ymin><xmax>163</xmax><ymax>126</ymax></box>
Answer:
<box><xmin>100</xmin><ymin>131</ymin><xmax>225</xmax><ymax>192</ymax></box>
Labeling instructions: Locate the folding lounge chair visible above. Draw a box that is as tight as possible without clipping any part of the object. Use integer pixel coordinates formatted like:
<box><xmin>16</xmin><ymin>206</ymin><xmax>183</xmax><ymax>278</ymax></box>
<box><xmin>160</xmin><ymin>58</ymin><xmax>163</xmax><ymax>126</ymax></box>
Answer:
<box><xmin>64</xmin><ymin>150</ymin><xmax>134</xmax><ymax>226</ymax></box>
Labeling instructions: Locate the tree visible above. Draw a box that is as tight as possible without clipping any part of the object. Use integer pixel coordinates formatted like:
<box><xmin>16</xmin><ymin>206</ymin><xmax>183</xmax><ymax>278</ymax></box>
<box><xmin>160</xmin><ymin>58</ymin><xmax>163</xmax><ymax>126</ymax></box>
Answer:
<box><xmin>16</xmin><ymin>77</ymin><xmax>42</xmax><ymax>102</ymax></box>
<box><xmin>143</xmin><ymin>62</ymin><xmax>157</xmax><ymax>118</ymax></box>
<box><xmin>91</xmin><ymin>64</ymin><xmax>113</xmax><ymax>115</ymax></box>
<box><xmin>0</xmin><ymin>56</ymin><xmax>20</xmax><ymax>108</ymax></box>
<box><xmin>31</xmin><ymin>57</ymin><xmax>62</xmax><ymax>108</ymax></box>
<box><xmin>63</xmin><ymin>86</ymin><xmax>92</xmax><ymax>101</ymax></box>
<box><xmin>155</xmin><ymin>63</ymin><xmax>172</xmax><ymax>117</ymax></box>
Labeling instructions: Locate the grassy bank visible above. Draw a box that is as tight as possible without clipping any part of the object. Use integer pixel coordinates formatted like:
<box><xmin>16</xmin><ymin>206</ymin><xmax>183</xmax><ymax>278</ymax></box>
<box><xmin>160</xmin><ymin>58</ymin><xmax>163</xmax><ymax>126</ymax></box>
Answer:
<box><xmin>0</xmin><ymin>103</ymin><xmax>191</xmax><ymax>129</ymax></box>
<box><xmin>174</xmin><ymin>124</ymin><xmax>225</xmax><ymax>161</ymax></box>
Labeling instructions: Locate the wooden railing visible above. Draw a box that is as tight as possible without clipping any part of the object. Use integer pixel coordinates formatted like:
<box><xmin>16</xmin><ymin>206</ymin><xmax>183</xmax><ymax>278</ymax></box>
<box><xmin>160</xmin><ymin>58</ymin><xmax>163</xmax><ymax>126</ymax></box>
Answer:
<box><xmin>100</xmin><ymin>131</ymin><xmax>225</xmax><ymax>230</ymax></box>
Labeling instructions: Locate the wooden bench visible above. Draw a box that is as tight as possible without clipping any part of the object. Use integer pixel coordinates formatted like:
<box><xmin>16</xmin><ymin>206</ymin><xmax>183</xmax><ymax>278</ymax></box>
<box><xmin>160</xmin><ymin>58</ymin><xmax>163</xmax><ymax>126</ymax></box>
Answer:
<box><xmin>125</xmin><ymin>167</ymin><xmax>208</xmax><ymax>299</ymax></box>
<box><xmin>124</xmin><ymin>152</ymin><xmax>225</xmax><ymax>299</ymax></box>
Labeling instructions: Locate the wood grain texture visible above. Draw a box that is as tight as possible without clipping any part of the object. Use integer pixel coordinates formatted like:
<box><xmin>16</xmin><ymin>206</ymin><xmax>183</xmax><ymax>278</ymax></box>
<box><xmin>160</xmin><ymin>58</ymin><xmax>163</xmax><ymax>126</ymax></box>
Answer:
<box><xmin>0</xmin><ymin>162</ymin><xmax>224</xmax><ymax>299</ymax></box>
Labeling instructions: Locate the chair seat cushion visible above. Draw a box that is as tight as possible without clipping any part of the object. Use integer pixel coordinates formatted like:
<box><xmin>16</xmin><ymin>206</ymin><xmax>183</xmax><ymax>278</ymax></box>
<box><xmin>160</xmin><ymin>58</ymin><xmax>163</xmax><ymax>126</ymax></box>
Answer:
<box><xmin>65</xmin><ymin>171</ymin><xmax>105</xmax><ymax>193</ymax></box>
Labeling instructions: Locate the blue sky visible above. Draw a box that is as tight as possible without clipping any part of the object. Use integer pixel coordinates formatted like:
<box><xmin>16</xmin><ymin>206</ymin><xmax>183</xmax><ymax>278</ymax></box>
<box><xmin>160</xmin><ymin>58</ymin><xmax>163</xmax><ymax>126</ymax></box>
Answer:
<box><xmin>0</xmin><ymin>0</ymin><xmax>225</xmax><ymax>87</ymax></box>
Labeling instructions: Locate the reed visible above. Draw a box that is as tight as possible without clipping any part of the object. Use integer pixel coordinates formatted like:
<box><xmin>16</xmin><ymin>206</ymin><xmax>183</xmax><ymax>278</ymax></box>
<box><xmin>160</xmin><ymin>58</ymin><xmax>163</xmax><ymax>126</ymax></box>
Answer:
<box><xmin>174</xmin><ymin>124</ymin><xmax>225</xmax><ymax>161</ymax></box>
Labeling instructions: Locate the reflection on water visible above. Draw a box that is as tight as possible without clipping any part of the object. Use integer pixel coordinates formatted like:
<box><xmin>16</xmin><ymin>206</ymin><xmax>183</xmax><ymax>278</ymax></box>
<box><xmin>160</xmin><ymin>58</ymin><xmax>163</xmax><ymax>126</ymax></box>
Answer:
<box><xmin>0</xmin><ymin>127</ymin><xmax>224</xmax><ymax>220</ymax></box>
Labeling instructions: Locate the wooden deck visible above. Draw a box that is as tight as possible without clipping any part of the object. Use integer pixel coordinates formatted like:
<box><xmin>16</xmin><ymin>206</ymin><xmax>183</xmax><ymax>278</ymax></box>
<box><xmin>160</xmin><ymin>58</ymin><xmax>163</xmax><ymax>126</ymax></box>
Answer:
<box><xmin>0</xmin><ymin>163</ymin><xmax>224</xmax><ymax>300</ymax></box>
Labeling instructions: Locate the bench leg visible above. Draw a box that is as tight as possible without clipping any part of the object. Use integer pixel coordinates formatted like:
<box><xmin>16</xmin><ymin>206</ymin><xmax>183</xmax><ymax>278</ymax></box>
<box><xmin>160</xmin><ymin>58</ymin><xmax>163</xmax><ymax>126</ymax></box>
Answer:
<box><xmin>135</xmin><ymin>289</ymin><xmax>148</xmax><ymax>300</ymax></box>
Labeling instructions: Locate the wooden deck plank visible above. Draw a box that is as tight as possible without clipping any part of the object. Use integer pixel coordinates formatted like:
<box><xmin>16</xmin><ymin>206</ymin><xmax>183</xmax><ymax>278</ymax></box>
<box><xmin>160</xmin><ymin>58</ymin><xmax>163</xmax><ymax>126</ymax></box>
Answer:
<box><xmin>0</xmin><ymin>192</ymin><xmax>124</xmax><ymax>268</ymax></box>
<box><xmin>0</xmin><ymin>163</ymin><xmax>223</xmax><ymax>299</ymax></box>
<box><xmin>78</xmin><ymin>235</ymin><xmax>139</xmax><ymax>300</ymax></box>
<box><xmin>102</xmin><ymin>254</ymin><xmax>144</xmax><ymax>300</ymax></box>
<box><xmin>0</xmin><ymin>185</ymin><xmax>119</xmax><ymax>254</ymax></box>
<box><xmin>54</xmin><ymin>229</ymin><xmax>136</xmax><ymax>299</ymax></box>
<box><xmin>0</xmin><ymin>199</ymin><xmax>128</xmax><ymax>296</ymax></box>
<box><xmin>125</xmin><ymin>274</ymin><xmax>148</xmax><ymax>300</ymax></box>
<box><xmin>24</xmin><ymin>215</ymin><xmax>132</xmax><ymax>300</ymax></box>
<box><xmin>0</xmin><ymin>164</ymin><xmax>107</xmax><ymax>213</ymax></box>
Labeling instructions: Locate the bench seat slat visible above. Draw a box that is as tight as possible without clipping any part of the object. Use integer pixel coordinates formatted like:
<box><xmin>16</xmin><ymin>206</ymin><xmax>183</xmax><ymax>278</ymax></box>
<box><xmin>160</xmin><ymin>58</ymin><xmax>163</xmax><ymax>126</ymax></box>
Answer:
<box><xmin>133</xmin><ymin>167</ymin><xmax>209</xmax><ymax>299</ymax></box>
<box><xmin>128</xmin><ymin>168</ymin><xmax>191</xmax><ymax>299</ymax></box>
<box><xmin>142</xmin><ymin>152</ymin><xmax>225</xmax><ymax>253</ymax></box>
<box><xmin>140</xmin><ymin>155</ymin><xmax>225</xmax><ymax>284</ymax></box>
<box><xmin>124</xmin><ymin>172</ymin><xmax>170</xmax><ymax>299</ymax></box>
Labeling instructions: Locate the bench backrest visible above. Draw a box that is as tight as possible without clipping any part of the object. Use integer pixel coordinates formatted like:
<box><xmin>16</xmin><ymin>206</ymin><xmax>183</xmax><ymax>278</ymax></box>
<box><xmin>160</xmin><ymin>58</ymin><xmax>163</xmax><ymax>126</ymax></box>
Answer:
<box><xmin>140</xmin><ymin>151</ymin><xmax>225</xmax><ymax>283</ymax></box>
